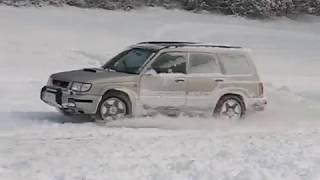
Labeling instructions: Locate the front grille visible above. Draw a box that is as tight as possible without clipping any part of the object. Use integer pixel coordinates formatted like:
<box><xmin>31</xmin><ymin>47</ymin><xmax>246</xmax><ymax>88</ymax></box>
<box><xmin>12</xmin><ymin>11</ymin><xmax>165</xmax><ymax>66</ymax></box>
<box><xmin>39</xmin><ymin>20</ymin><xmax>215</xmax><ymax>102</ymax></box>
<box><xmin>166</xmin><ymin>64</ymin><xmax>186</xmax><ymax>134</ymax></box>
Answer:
<box><xmin>52</xmin><ymin>79</ymin><xmax>69</xmax><ymax>88</ymax></box>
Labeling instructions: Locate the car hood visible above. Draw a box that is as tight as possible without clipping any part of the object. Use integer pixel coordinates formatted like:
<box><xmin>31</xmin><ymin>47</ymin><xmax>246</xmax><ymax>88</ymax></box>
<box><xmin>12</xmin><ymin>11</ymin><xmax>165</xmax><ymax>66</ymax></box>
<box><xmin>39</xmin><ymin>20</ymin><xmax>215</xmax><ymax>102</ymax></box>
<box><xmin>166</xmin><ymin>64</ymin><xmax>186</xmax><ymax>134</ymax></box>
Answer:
<box><xmin>50</xmin><ymin>68</ymin><xmax>138</xmax><ymax>83</ymax></box>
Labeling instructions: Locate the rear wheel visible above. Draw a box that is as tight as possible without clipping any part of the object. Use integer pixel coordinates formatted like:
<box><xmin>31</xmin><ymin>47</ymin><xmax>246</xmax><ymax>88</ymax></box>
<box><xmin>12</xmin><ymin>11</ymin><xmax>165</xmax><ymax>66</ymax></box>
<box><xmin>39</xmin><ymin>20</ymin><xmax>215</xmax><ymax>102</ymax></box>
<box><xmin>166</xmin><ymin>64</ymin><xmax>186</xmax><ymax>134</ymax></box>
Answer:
<box><xmin>214</xmin><ymin>95</ymin><xmax>246</xmax><ymax>120</ymax></box>
<box><xmin>95</xmin><ymin>91</ymin><xmax>131</xmax><ymax>122</ymax></box>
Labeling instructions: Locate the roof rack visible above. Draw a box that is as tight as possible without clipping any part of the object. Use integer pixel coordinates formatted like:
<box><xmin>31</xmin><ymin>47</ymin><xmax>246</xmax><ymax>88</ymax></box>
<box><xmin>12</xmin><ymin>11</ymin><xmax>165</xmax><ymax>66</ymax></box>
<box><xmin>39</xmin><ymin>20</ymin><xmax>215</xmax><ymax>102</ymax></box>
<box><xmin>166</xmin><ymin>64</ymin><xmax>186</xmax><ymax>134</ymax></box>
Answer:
<box><xmin>166</xmin><ymin>44</ymin><xmax>242</xmax><ymax>49</ymax></box>
<box><xmin>138</xmin><ymin>41</ymin><xmax>198</xmax><ymax>45</ymax></box>
<box><xmin>137</xmin><ymin>41</ymin><xmax>242</xmax><ymax>49</ymax></box>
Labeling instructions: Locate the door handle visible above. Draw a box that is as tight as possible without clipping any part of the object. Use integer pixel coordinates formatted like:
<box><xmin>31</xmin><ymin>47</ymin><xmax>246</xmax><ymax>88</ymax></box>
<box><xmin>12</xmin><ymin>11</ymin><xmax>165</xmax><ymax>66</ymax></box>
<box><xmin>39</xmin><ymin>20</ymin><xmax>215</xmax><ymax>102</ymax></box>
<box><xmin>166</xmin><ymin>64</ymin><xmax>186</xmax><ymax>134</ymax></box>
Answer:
<box><xmin>175</xmin><ymin>79</ymin><xmax>185</xmax><ymax>83</ymax></box>
<box><xmin>215</xmin><ymin>78</ymin><xmax>224</xmax><ymax>82</ymax></box>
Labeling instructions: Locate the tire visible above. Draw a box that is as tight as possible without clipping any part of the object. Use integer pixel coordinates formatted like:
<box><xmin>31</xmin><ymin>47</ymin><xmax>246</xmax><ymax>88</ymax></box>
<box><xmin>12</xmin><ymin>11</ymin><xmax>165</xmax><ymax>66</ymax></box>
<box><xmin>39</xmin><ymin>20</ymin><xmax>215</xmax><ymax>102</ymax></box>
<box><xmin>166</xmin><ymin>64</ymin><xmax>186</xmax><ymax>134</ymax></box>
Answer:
<box><xmin>214</xmin><ymin>95</ymin><xmax>246</xmax><ymax>120</ymax></box>
<box><xmin>95</xmin><ymin>91</ymin><xmax>132</xmax><ymax>122</ymax></box>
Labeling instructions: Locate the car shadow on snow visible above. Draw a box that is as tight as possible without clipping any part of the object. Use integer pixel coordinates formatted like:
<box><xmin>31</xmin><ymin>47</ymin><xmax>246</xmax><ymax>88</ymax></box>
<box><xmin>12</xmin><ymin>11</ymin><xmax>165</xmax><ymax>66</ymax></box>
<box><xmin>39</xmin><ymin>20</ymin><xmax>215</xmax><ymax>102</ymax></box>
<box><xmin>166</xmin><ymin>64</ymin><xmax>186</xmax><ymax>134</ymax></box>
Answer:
<box><xmin>1</xmin><ymin>111</ymin><xmax>94</xmax><ymax>124</ymax></box>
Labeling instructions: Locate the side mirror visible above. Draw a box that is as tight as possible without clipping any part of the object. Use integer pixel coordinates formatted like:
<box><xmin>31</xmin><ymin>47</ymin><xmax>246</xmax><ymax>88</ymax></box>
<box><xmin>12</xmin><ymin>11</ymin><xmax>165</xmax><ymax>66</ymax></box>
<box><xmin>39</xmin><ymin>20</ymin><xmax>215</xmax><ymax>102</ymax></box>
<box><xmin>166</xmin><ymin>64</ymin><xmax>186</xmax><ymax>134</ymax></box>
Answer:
<box><xmin>144</xmin><ymin>69</ymin><xmax>157</xmax><ymax>76</ymax></box>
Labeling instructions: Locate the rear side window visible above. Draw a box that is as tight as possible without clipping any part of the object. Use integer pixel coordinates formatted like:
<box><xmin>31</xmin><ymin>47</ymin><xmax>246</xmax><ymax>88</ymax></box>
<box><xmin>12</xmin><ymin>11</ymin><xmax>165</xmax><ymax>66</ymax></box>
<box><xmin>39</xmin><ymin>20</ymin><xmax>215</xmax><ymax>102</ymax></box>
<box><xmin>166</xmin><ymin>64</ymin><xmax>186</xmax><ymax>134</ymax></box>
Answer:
<box><xmin>189</xmin><ymin>53</ymin><xmax>221</xmax><ymax>74</ymax></box>
<box><xmin>219</xmin><ymin>54</ymin><xmax>252</xmax><ymax>75</ymax></box>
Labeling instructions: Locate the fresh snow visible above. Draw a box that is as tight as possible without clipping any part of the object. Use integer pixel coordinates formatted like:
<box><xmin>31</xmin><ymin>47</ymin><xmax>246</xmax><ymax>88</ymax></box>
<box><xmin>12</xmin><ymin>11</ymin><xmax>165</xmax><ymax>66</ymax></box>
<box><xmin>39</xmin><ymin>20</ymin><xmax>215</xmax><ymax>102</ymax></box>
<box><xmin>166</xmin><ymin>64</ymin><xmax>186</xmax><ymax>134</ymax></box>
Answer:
<box><xmin>0</xmin><ymin>6</ymin><xmax>320</xmax><ymax>180</ymax></box>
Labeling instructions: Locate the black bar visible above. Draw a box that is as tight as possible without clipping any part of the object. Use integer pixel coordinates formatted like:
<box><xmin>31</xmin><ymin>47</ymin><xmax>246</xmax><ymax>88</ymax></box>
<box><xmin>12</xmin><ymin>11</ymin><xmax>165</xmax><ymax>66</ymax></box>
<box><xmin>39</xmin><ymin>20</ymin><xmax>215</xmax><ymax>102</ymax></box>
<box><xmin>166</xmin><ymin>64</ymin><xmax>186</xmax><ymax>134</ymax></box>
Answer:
<box><xmin>56</xmin><ymin>88</ymin><xmax>62</xmax><ymax>105</ymax></box>
<box><xmin>69</xmin><ymin>98</ymin><xmax>93</xmax><ymax>103</ymax></box>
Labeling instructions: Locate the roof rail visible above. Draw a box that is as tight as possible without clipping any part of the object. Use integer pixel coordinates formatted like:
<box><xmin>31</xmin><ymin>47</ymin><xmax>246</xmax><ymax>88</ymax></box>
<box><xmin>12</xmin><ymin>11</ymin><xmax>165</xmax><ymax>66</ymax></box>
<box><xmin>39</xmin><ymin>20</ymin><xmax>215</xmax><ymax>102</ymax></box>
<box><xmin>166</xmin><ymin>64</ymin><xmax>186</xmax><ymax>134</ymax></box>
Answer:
<box><xmin>138</xmin><ymin>41</ymin><xmax>198</xmax><ymax>45</ymax></box>
<box><xmin>137</xmin><ymin>41</ymin><xmax>242</xmax><ymax>49</ymax></box>
<box><xmin>164</xmin><ymin>44</ymin><xmax>242</xmax><ymax>49</ymax></box>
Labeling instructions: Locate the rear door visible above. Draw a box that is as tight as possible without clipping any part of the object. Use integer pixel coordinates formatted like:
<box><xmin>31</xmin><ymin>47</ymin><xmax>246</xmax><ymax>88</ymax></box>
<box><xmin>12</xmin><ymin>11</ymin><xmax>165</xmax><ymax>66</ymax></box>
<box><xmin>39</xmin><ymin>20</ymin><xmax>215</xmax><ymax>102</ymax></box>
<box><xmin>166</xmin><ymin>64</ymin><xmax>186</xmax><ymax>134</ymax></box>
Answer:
<box><xmin>186</xmin><ymin>52</ymin><xmax>223</xmax><ymax>110</ymax></box>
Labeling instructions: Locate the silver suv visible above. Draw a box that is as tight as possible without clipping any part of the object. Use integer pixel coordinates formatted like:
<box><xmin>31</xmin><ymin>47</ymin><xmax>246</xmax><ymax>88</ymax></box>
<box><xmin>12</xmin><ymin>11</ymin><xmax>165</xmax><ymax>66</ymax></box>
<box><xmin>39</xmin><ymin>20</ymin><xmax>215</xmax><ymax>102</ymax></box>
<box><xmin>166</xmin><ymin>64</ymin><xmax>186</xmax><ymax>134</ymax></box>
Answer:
<box><xmin>41</xmin><ymin>42</ymin><xmax>267</xmax><ymax>121</ymax></box>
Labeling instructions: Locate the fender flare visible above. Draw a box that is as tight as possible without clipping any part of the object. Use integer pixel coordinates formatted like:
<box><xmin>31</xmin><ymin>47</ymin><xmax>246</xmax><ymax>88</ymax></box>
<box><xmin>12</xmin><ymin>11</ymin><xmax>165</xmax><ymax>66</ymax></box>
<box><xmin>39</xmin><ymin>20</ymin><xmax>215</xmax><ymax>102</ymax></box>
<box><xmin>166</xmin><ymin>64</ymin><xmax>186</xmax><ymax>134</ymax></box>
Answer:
<box><xmin>98</xmin><ymin>85</ymin><xmax>138</xmax><ymax>115</ymax></box>
<box><xmin>213</xmin><ymin>88</ymin><xmax>250</xmax><ymax>109</ymax></box>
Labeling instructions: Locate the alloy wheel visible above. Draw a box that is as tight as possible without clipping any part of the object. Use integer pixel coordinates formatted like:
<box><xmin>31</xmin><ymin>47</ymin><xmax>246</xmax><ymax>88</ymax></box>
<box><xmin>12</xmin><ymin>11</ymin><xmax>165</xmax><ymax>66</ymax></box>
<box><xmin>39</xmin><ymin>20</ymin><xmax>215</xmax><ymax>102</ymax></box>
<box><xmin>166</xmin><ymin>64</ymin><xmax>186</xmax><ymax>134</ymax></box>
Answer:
<box><xmin>100</xmin><ymin>97</ymin><xmax>127</xmax><ymax>121</ymax></box>
<box><xmin>219</xmin><ymin>99</ymin><xmax>242</xmax><ymax>120</ymax></box>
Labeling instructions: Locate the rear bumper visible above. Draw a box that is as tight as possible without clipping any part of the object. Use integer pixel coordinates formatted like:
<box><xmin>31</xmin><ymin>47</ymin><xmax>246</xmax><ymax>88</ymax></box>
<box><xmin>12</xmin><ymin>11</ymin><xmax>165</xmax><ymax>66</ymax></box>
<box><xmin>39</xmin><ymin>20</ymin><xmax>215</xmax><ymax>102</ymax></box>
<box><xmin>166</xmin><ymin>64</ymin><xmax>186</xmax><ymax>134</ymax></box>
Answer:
<box><xmin>41</xmin><ymin>86</ymin><xmax>101</xmax><ymax>114</ymax></box>
<box><xmin>248</xmin><ymin>97</ymin><xmax>267</xmax><ymax>111</ymax></box>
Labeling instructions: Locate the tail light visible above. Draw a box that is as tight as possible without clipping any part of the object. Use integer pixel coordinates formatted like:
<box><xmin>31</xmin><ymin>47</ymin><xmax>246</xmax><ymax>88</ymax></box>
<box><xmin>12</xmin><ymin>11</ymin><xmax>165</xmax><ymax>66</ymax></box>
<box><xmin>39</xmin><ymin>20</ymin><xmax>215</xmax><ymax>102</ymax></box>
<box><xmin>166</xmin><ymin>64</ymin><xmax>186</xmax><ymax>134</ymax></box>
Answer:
<box><xmin>258</xmin><ymin>82</ymin><xmax>264</xmax><ymax>97</ymax></box>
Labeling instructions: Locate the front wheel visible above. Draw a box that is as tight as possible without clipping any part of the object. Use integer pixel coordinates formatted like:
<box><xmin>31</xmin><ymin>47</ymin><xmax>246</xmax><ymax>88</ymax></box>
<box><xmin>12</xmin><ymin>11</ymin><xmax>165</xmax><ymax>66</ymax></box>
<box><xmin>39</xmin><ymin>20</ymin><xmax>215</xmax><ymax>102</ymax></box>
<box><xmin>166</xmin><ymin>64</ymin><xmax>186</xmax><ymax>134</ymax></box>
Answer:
<box><xmin>95</xmin><ymin>92</ymin><xmax>131</xmax><ymax>122</ymax></box>
<box><xmin>214</xmin><ymin>95</ymin><xmax>246</xmax><ymax>120</ymax></box>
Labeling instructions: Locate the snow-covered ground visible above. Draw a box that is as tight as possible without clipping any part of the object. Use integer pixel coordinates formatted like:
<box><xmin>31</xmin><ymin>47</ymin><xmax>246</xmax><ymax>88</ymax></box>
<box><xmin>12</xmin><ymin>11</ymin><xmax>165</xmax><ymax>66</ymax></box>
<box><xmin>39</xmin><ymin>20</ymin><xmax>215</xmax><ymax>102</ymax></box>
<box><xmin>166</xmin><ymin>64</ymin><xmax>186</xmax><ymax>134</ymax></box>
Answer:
<box><xmin>0</xmin><ymin>6</ymin><xmax>320</xmax><ymax>180</ymax></box>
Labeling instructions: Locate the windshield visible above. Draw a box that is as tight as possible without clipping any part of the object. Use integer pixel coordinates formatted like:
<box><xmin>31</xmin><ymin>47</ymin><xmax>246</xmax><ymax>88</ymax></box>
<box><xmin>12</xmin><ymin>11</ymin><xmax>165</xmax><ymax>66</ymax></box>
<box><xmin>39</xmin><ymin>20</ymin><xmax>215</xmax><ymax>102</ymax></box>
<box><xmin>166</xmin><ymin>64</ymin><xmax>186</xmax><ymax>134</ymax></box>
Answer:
<box><xmin>103</xmin><ymin>48</ymin><xmax>155</xmax><ymax>74</ymax></box>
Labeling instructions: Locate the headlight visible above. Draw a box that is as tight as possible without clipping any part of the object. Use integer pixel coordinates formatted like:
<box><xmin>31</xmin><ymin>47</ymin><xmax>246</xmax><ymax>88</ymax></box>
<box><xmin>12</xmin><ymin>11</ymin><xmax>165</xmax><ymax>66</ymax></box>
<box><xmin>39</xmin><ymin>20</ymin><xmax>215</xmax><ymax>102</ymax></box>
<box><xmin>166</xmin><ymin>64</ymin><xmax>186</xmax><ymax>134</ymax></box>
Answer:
<box><xmin>71</xmin><ymin>82</ymin><xmax>92</xmax><ymax>92</ymax></box>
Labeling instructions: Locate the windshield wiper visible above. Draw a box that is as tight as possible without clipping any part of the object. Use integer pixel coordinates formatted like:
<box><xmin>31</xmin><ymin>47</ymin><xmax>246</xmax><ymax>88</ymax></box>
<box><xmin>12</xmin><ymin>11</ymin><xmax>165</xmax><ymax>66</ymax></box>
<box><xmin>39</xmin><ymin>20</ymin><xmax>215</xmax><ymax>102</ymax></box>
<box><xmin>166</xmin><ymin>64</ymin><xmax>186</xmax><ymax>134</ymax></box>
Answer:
<box><xmin>103</xmin><ymin>65</ymin><xmax>116</xmax><ymax>72</ymax></box>
<box><xmin>116</xmin><ymin>70</ymin><xmax>138</xmax><ymax>75</ymax></box>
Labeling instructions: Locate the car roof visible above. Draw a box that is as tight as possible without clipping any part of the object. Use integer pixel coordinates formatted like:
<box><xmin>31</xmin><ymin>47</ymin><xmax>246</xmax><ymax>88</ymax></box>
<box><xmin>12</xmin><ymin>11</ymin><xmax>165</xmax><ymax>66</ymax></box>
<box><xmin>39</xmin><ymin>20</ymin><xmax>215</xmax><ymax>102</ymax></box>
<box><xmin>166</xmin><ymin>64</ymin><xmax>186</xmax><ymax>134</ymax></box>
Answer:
<box><xmin>131</xmin><ymin>41</ymin><xmax>243</xmax><ymax>52</ymax></box>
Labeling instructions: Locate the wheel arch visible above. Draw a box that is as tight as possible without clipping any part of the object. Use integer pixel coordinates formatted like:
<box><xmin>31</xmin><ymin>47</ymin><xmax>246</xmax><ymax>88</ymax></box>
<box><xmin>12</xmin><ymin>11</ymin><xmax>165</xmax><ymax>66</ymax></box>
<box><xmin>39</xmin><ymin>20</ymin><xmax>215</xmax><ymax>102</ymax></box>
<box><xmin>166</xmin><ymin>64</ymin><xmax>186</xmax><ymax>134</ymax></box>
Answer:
<box><xmin>214</xmin><ymin>91</ymin><xmax>248</xmax><ymax>110</ymax></box>
<box><xmin>103</xmin><ymin>89</ymin><xmax>130</xmax><ymax>99</ymax></box>
<box><xmin>98</xmin><ymin>87</ymin><xmax>138</xmax><ymax>115</ymax></box>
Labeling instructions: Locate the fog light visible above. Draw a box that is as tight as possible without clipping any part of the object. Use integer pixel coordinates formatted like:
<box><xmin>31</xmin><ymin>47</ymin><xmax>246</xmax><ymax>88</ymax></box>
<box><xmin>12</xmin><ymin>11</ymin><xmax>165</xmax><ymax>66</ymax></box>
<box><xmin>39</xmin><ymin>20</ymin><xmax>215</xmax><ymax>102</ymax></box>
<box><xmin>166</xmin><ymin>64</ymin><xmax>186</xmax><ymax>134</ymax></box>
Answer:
<box><xmin>62</xmin><ymin>103</ymin><xmax>76</xmax><ymax>108</ymax></box>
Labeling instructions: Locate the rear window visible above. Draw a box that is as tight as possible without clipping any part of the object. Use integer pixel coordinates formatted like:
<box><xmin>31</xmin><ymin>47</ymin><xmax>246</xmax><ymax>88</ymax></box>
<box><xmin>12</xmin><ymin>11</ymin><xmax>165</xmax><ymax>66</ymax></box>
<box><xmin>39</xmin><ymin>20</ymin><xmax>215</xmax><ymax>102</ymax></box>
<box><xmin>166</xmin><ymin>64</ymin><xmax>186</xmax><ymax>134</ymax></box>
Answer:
<box><xmin>189</xmin><ymin>53</ymin><xmax>221</xmax><ymax>74</ymax></box>
<box><xmin>219</xmin><ymin>53</ymin><xmax>252</xmax><ymax>75</ymax></box>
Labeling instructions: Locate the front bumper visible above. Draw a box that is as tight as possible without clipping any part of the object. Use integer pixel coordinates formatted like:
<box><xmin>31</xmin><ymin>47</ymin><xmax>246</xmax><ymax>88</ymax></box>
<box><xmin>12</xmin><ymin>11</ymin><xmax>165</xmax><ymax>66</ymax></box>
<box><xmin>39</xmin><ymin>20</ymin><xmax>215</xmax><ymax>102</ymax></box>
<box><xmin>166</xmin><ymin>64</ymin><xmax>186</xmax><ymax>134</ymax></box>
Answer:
<box><xmin>41</xmin><ymin>86</ymin><xmax>101</xmax><ymax>114</ymax></box>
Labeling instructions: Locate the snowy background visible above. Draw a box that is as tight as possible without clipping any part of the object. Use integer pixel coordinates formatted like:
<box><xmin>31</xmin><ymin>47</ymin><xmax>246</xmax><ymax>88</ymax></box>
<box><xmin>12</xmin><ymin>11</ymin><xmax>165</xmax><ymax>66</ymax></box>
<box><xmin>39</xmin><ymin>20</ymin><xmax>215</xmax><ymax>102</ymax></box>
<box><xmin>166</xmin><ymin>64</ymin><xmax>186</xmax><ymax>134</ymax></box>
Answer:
<box><xmin>1</xmin><ymin>0</ymin><xmax>320</xmax><ymax>18</ymax></box>
<box><xmin>0</xmin><ymin>6</ymin><xmax>320</xmax><ymax>180</ymax></box>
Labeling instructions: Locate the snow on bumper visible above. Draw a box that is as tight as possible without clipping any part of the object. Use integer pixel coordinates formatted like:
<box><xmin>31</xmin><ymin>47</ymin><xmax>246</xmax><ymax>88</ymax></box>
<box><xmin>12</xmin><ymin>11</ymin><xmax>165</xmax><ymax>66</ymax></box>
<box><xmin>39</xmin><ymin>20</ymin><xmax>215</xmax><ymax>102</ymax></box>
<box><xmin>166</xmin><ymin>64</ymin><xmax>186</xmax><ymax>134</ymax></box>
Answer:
<box><xmin>40</xmin><ymin>86</ymin><xmax>100</xmax><ymax>114</ymax></box>
<box><xmin>249</xmin><ymin>97</ymin><xmax>267</xmax><ymax>111</ymax></box>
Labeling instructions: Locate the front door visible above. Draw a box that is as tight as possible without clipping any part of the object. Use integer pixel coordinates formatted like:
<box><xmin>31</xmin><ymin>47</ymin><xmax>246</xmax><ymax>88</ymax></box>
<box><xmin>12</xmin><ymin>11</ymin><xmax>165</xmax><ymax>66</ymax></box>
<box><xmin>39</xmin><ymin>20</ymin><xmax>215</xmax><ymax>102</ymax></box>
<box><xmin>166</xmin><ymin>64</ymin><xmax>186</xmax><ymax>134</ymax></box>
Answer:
<box><xmin>139</xmin><ymin>52</ymin><xmax>187</xmax><ymax>108</ymax></box>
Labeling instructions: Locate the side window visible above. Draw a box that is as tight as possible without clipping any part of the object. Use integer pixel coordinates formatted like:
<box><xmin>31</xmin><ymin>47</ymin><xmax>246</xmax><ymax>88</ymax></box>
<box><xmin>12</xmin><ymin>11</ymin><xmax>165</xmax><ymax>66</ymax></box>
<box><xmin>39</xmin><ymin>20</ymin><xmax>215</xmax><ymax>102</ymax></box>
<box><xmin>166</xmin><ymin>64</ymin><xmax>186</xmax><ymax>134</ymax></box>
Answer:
<box><xmin>219</xmin><ymin>54</ymin><xmax>252</xmax><ymax>75</ymax></box>
<box><xmin>189</xmin><ymin>53</ymin><xmax>221</xmax><ymax>74</ymax></box>
<box><xmin>151</xmin><ymin>52</ymin><xmax>187</xmax><ymax>74</ymax></box>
